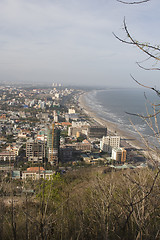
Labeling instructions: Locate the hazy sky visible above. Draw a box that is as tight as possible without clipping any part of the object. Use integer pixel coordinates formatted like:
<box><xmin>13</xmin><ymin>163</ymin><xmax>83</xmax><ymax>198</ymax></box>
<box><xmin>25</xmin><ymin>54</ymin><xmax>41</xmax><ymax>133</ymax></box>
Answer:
<box><xmin>0</xmin><ymin>0</ymin><xmax>160</xmax><ymax>88</ymax></box>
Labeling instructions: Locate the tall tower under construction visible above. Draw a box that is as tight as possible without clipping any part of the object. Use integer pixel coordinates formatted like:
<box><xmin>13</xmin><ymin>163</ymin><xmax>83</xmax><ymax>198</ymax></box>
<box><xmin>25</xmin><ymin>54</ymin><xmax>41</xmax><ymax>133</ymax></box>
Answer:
<box><xmin>47</xmin><ymin>124</ymin><xmax>60</xmax><ymax>165</ymax></box>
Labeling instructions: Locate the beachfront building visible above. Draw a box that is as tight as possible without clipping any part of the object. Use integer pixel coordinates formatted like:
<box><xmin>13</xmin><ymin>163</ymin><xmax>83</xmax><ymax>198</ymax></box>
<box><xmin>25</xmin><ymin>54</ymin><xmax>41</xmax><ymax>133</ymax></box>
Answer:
<box><xmin>87</xmin><ymin>126</ymin><xmax>107</xmax><ymax>139</ymax></box>
<box><xmin>72</xmin><ymin>121</ymin><xmax>89</xmax><ymax>128</ymax></box>
<box><xmin>68</xmin><ymin>126</ymin><xmax>88</xmax><ymax>138</ymax></box>
<box><xmin>65</xmin><ymin>113</ymin><xmax>79</xmax><ymax>122</ymax></box>
<box><xmin>100</xmin><ymin>136</ymin><xmax>121</xmax><ymax>153</ymax></box>
<box><xmin>111</xmin><ymin>147</ymin><xmax>127</xmax><ymax>163</ymax></box>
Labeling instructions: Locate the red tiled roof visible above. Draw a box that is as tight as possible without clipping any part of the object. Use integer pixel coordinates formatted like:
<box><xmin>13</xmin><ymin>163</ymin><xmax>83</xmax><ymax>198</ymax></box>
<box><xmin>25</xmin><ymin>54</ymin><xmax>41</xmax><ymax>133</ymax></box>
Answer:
<box><xmin>27</xmin><ymin>167</ymin><xmax>45</xmax><ymax>172</ymax></box>
<box><xmin>82</xmin><ymin>139</ymin><xmax>90</xmax><ymax>144</ymax></box>
<box><xmin>61</xmin><ymin>122</ymin><xmax>72</xmax><ymax>126</ymax></box>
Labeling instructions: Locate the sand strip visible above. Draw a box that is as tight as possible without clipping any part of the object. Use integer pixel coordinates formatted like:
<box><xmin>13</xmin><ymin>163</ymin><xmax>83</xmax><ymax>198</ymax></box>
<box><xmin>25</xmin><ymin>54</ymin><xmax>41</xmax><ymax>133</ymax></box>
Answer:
<box><xmin>78</xmin><ymin>92</ymin><xmax>145</xmax><ymax>150</ymax></box>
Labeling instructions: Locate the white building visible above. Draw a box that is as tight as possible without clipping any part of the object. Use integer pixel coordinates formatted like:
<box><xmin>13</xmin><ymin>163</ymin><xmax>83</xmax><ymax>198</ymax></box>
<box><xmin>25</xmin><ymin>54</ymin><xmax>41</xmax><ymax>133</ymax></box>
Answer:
<box><xmin>6</xmin><ymin>144</ymin><xmax>21</xmax><ymax>156</ymax></box>
<box><xmin>100</xmin><ymin>136</ymin><xmax>120</xmax><ymax>153</ymax></box>
<box><xmin>68</xmin><ymin>126</ymin><xmax>88</xmax><ymax>137</ymax></box>
<box><xmin>72</xmin><ymin>121</ymin><xmax>89</xmax><ymax>128</ymax></box>
<box><xmin>22</xmin><ymin>167</ymin><xmax>54</xmax><ymax>180</ymax></box>
<box><xmin>55</xmin><ymin>93</ymin><xmax>60</xmax><ymax>99</ymax></box>
<box><xmin>112</xmin><ymin>147</ymin><xmax>126</xmax><ymax>163</ymax></box>
<box><xmin>68</xmin><ymin>107</ymin><xmax>75</xmax><ymax>114</ymax></box>
<box><xmin>53</xmin><ymin>110</ymin><xmax>58</xmax><ymax>122</ymax></box>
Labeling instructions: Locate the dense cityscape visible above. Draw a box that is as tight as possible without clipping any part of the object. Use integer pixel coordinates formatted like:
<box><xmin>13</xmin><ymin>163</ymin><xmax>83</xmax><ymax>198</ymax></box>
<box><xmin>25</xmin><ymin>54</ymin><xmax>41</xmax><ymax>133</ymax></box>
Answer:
<box><xmin>0</xmin><ymin>83</ymin><xmax>148</xmax><ymax>182</ymax></box>
<box><xmin>0</xmin><ymin>83</ymin><xmax>159</xmax><ymax>240</ymax></box>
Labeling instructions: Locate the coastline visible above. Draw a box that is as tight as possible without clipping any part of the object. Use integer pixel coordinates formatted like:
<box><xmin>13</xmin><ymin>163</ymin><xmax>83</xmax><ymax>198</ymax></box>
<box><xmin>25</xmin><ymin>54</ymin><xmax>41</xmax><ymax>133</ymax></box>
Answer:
<box><xmin>78</xmin><ymin>91</ymin><xmax>146</xmax><ymax>151</ymax></box>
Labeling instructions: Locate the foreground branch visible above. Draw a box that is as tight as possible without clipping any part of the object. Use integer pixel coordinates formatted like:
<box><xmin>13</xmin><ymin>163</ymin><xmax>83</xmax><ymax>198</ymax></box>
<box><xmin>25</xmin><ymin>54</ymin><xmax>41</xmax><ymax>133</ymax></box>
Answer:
<box><xmin>117</xmin><ymin>0</ymin><xmax>150</xmax><ymax>4</ymax></box>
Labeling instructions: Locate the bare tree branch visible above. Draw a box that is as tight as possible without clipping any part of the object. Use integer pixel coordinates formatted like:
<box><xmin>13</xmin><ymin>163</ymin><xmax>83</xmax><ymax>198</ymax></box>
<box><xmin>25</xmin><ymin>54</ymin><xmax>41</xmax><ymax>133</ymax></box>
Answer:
<box><xmin>136</xmin><ymin>62</ymin><xmax>160</xmax><ymax>71</ymax></box>
<box><xmin>125</xmin><ymin>110</ymin><xmax>160</xmax><ymax>119</ymax></box>
<box><xmin>117</xmin><ymin>0</ymin><xmax>150</xmax><ymax>4</ymax></box>
<box><xmin>123</xmin><ymin>18</ymin><xmax>160</xmax><ymax>60</ymax></box>
<box><xmin>130</xmin><ymin>74</ymin><xmax>160</xmax><ymax>96</ymax></box>
<box><xmin>131</xmin><ymin>168</ymin><xmax>160</xmax><ymax>206</ymax></box>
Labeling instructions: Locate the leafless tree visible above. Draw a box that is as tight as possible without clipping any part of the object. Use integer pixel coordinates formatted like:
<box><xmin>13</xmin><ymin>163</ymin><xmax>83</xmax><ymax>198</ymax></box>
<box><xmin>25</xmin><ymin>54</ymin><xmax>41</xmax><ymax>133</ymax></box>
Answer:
<box><xmin>114</xmin><ymin>0</ymin><xmax>160</xmax><ymax>166</ymax></box>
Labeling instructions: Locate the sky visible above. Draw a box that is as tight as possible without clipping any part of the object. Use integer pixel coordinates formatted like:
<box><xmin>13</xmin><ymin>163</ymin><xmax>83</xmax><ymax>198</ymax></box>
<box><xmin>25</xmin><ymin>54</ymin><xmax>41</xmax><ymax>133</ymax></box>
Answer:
<box><xmin>0</xmin><ymin>0</ymin><xmax>160</xmax><ymax>88</ymax></box>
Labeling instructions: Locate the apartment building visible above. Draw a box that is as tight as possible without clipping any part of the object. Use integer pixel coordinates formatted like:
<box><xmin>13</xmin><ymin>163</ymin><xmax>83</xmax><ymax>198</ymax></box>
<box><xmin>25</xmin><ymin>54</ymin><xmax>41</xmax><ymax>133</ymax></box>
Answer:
<box><xmin>26</xmin><ymin>139</ymin><xmax>45</xmax><ymax>162</ymax></box>
<box><xmin>112</xmin><ymin>147</ymin><xmax>127</xmax><ymax>163</ymax></box>
<box><xmin>87</xmin><ymin>126</ymin><xmax>107</xmax><ymax>139</ymax></box>
<box><xmin>100</xmin><ymin>136</ymin><xmax>121</xmax><ymax>153</ymax></box>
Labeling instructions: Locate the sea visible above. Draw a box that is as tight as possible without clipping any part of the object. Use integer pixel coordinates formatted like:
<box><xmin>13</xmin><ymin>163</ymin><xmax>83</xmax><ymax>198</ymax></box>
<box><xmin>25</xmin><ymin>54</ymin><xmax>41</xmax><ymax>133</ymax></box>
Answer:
<box><xmin>84</xmin><ymin>88</ymin><xmax>160</xmax><ymax>146</ymax></box>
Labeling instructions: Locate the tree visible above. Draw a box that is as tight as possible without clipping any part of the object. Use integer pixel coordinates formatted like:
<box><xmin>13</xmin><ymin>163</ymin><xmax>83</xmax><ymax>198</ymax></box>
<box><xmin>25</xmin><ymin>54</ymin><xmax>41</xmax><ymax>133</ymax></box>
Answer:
<box><xmin>113</xmin><ymin>2</ymin><xmax>160</xmax><ymax>238</ymax></box>
<box><xmin>114</xmin><ymin>0</ymin><xmax>160</xmax><ymax>166</ymax></box>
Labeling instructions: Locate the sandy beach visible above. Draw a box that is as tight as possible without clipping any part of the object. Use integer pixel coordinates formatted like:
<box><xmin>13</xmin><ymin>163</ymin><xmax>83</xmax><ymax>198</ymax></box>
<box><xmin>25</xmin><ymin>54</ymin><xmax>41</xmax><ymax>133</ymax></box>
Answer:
<box><xmin>78</xmin><ymin>91</ymin><xmax>146</xmax><ymax>151</ymax></box>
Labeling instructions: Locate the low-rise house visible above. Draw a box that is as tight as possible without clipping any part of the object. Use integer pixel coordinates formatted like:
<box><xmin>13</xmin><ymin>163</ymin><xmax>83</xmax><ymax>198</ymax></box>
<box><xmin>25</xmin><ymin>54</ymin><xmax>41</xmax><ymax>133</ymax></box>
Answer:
<box><xmin>6</xmin><ymin>144</ymin><xmax>22</xmax><ymax>156</ymax></box>
<box><xmin>22</xmin><ymin>167</ymin><xmax>54</xmax><ymax>180</ymax></box>
<box><xmin>18</xmin><ymin>129</ymin><xmax>31</xmax><ymax>138</ymax></box>
<box><xmin>12</xmin><ymin>170</ymin><xmax>21</xmax><ymax>179</ymax></box>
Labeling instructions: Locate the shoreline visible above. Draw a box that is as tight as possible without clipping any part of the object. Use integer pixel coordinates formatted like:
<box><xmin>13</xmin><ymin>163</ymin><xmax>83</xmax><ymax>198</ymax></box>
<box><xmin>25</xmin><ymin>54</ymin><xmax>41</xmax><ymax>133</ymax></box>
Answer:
<box><xmin>78</xmin><ymin>91</ymin><xmax>145</xmax><ymax>151</ymax></box>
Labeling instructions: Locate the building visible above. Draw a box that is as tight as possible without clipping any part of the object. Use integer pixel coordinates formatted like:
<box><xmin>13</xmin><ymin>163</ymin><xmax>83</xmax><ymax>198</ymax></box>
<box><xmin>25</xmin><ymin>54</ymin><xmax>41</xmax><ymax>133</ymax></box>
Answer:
<box><xmin>0</xmin><ymin>151</ymin><xmax>16</xmax><ymax>162</ymax></box>
<box><xmin>61</xmin><ymin>122</ymin><xmax>72</xmax><ymax>127</ymax></box>
<box><xmin>47</xmin><ymin>124</ymin><xmax>60</xmax><ymax>165</ymax></box>
<box><xmin>72</xmin><ymin>121</ymin><xmax>89</xmax><ymax>128</ymax></box>
<box><xmin>41</xmin><ymin>113</ymin><xmax>49</xmax><ymax>121</ymax></box>
<box><xmin>60</xmin><ymin>146</ymin><xmax>73</xmax><ymax>162</ymax></box>
<box><xmin>18</xmin><ymin>129</ymin><xmax>30</xmax><ymax>138</ymax></box>
<box><xmin>87</xmin><ymin>126</ymin><xmax>107</xmax><ymax>139</ymax></box>
<box><xmin>74</xmin><ymin>140</ymin><xmax>92</xmax><ymax>151</ymax></box>
<box><xmin>68</xmin><ymin>126</ymin><xmax>88</xmax><ymax>137</ymax></box>
<box><xmin>112</xmin><ymin>147</ymin><xmax>127</xmax><ymax>163</ymax></box>
<box><xmin>22</xmin><ymin>167</ymin><xmax>54</xmax><ymax>180</ymax></box>
<box><xmin>12</xmin><ymin>170</ymin><xmax>21</xmax><ymax>180</ymax></box>
<box><xmin>68</xmin><ymin>107</ymin><xmax>75</xmax><ymax>114</ymax></box>
<box><xmin>6</xmin><ymin>144</ymin><xmax>22</xmax><ymax>156</ymax></box>
<box><xmin>61</xmin><ymin>140</ymin><xmax>91</xmax><ymax>154</ymax></box>
<box><xmin>65</xmin><ymin>113</ymin><xmax>79</xmax><ymax>122</ymax></box>
<box><xmin>53</xmin><ymin>110</ymin><xmax>58</xmax><ymax>123</ymax></box>
<box><xmin>37</xmin><ymin>129</ymin><xmax>47</xmax><ymax>142</ymax></box>
<box><xmin>100</xmin><ymin>136</ymin><xmax>121</xmax><ymax>153</ymax></box>
<box><xmin>26</xmin><ymin>139</ymin><xmax>45</xmax><ymax>162</ymax></box>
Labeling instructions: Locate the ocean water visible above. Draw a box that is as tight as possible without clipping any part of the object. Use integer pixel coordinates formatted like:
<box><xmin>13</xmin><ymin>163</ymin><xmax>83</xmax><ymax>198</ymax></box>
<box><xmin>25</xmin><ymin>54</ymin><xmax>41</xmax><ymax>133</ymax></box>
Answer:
<box><xmin>84</xmin><ymin>88</ymin><xmax>160</xmax><ymax>145</ymax></box>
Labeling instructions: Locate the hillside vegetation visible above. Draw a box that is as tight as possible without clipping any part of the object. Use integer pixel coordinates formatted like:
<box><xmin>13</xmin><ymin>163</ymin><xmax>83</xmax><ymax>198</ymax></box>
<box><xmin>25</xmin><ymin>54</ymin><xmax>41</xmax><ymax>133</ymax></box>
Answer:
<box><xmin>0</xmin><ymin>167</ymin><xmax>160</xmax><ymax>240</ymax></box>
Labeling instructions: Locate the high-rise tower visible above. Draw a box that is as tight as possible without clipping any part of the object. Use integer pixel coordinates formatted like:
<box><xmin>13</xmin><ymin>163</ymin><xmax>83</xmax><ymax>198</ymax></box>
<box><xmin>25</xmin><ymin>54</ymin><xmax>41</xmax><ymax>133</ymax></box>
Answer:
<box><xmin>47</xmin><ymin>124</ymin><xmax>60</xmax><ymax>165</ymax></box>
